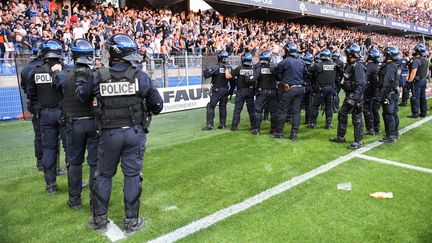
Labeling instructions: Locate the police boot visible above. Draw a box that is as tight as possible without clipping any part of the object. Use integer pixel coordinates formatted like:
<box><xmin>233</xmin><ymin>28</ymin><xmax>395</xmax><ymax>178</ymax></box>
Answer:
<box><xmin>329</xmin><ymin>136</ymin><xmax>346</xmax><ymax>143</ymax></box>
<box><xmin>251</xmin><ymin>129</ymin><xmax>260</xmax><ymax>135</ymax></box>
<box><xmin>325</xmin><ymin>119</ymin><xmax>333</xmax><ymax>130</ymax></box>
<box><xmin>124</xmin><ymin>217</ymin><xmax>145</xmax><ymax>235</ymax></box>
<box><xmin>419</xmin><ymin>112</ymin><xmax>427</xmax><ymax>118</ymax></box>
<box><xmin>217</xmin><ymin>124</ymin><xmax>226</xmax><ymax>129</ymax></box>
<box><xmin>36</xmin><ymin>159</ymin><xmax>43</xmax><ymax>171</ymax></box>
<box><xmin>348</xmin><ymin>141</ymin><xmax>364</xmax><ymax>149</ymax></box>
<box><xmin>230</xmin><ymin>126</ymin><xmax>238</xmax><ymax>131</ymax></box>
<box><xmin>306</xmin><ymin>123</ymin><xmax>317</xmax><ymax>129</ymax></box>
<box><xmin>88</xmin><ymin>215</ymin><xmax>109</xmax><ymax>233</ymax></box>
<box><xmin>202</xmin><ymin>125</ymin><xmax>214</xmax><ymax>131</ymax></box>
<box><xmin>365</xmin><ymin>129</ymin><xmax>374</xmax><ymax>135</ymax></box>
<box><xmin>46</xmin><ymin>183</ymin><xmax>57</xmax><ymax>195</ymax></box>
<box><xmin>289</xmin><ymin>131</ymin><xmax>298</xmax><ymax>142</ymax></box>
<box><xmin>57</xmin><ymin>166</ymin><xmax>66</xmax><ymax>176</ymax></box>
<box><xmin>407</xmin><ymin>114</ymin><xmax>419</xmax><ymax>118</ymax></box>
<box><xmin>67</xmin><ymin>196</ymin><xmax>82</xmax><ymax>210</ymax></box>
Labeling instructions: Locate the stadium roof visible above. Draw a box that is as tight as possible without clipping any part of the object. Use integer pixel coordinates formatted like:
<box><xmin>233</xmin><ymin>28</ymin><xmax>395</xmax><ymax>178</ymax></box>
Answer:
<box><xmin>204</xmin><ymin>0</ymin><xmax>431</xmax><ymax>37</ymax></box>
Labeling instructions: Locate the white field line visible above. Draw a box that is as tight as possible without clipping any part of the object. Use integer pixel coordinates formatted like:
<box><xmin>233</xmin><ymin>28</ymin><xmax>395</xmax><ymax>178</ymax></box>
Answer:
<box><xmin>356</xmin><ymin>154</ymin><xmax>432</xmax><ymax>174</ymax></box>
<box><xmin>148</xmin><ymin>115</ymin><xmax>432</xmax><ymax>243</ymax></box>
<box><xmin>105</xmin><ymin>219</ymin><xmax>126</xmax><ymax>242</ymax></box>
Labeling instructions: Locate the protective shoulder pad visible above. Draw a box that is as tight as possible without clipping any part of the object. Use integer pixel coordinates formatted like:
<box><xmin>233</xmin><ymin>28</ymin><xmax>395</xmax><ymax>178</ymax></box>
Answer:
<box><xmin>125</xmin><ymin>66</ymin><xmax>138</xmax><ymax>81</ymax></box>
<box><xmin>99</xmin><ymin>67</ymin><xmax>111</xmax><ymax>82</ymax></box>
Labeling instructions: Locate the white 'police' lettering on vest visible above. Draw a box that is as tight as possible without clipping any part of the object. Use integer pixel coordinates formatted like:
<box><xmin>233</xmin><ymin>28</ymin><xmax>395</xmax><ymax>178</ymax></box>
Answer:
<box><xmin>323</xmin><ymin>65</ymin><xmax>335</xmax><ymax>71</ymax></box>
<box><xmin>240</xmin><ymin>69</ymin><xmax>254</xmax><ymax>76</ymax></box>
<box><xmin>100</xmin><ymin>82</ymin><xmax>137</xmax><ymax>97</ymax></box>
<box><xmin>35</xmin><ymin>73</ymin><xmax>52</xmax><ymax>84</ymax></box>
<box><xmin>261</xmin><ymin>68</ymin><xmax>272</xmax><ymax>75</ymax></box>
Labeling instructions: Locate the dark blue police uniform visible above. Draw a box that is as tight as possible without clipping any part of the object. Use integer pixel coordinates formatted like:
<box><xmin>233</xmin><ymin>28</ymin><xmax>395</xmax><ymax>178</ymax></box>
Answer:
<box><xmin>363</xmin><ymin>61</ymin><xmax>381</xmax><ymax>134</ymax></box>
<box><xmin>398</xmin><ymin>57</ymin><xmax>409</xmax><ymax>105</ymax></box>
<box><xmin>27</xmin><ymin>60</ymin><xmax>67</xmax><ymax>193</ymax></box>
<box><xmin>53</xmin><ymin>64</ymin><xmax>98</xmax><ymax>209</ymax></box>
<box><xmin>21</xmin><ymin>57</ymin><xmax>44</xmax><ymax>170</ymax></box>
<box><xmin>409</xmin><ymin>56</ymin><xmax>428</xmax><ymax>117</ymax></box>
<box><xmin>230</xmin><ymin>64</ymin><xmax>255</xmax><ymax>130</ymax></box>
<box><xmin>309</xmin><ymin>59</ymin><xmax>337</xmax><ymax>129</ymax></box>
<box><xmin>275</xmin><ymin>55</ymin><xmax>304</xmax><ymax>140</ymax></box>
<box><xmin>80</xmin><ymin>61</ymin><xmax>163</xmax><ymax>232</ymax></box>
<box><xmin>378</xmin><ymin>61</ymin><xmax>400</xmax><ymax>142</ymax></box>
<box><xmin>252</xmin><ymin>62</ymin><xmax>279</xmax><ymax>135</ymax></box>
<box><xmin>203</xmin><ymin>62</ymin><xmax>233</xmax><ymax>130</ymax></box>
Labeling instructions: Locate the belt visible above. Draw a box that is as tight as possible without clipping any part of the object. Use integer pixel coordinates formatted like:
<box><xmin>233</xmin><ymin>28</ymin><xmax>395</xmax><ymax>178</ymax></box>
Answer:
<box><xmin>289</xmin><ymin>85</ymin><xmax>303</xmax><ymax>88</ymax></box>
<box><xmin>70</xmin><ymin>116</ymin><xmax>93</xmax><ymax>121</ymax></box>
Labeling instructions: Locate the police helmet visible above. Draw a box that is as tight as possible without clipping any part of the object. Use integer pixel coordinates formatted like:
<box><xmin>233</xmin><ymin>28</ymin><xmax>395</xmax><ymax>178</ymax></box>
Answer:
<box><xmin>345</xmin><ymin>43</ymin><xmax>362</xmax><ymax>60</ymax></box>
<box><xmin>106</xmin><ymin>34</ymin><xmax>143</xmax><ymax>62</ymax></box>
<box><xmin>413</xmin><ymin>44</ymin><xmax>426</xmax><ymax>56</ymax></box>
<box><xmin>302</xmin><ymin>53</ymin><xmax>313</xmax><ymax>65</ymax></box>
<box><xmin>314</xmin><ymin>52</ymin><xmax>321</xmax><ymax>62</ymax></box>
<box><xmin>259</xmin><ymin>50</ymin><xmax>272</xmax><ymax>64</ymax></box>
<box><xmin>285</xmin><ymin>43</ymin><xmax>298</xmax><ymax>57</ymax></box>
<box><xmin>320</xmin><ymin>49</ymin><xmax>331</xmax><ymax>61</ymax></box>
<box><xmin>218</xmin><ymin>50</ymin><xmax>229</xmax><ymax>63</ymax></box>
<box><xmin>241</xmin><ymin>52</ymin><xmax>253</xmax><ymax>66</ymax></box>
<box><xmin>367</xmin><ymin>49</ymin><xmax>381</xmax><ymax>62</ymax></box>
<box><xmin>384</xmin><ymin>47</ymin><xmax>400</xmax><ymax>61</ymax></box>
<box><xmin>40</xmin><ymin>39</ymin><xmax>63</xmax><ymax>59</ymax></box>
<box><xmin>331</xmin><ymin>51</ymin><xmax>341</xmax><ymax>60</ymax></box>
<box><xmin>70</xmin><ymin>38</ymin><xmax>94</xmax><ymax>65</ymax></box>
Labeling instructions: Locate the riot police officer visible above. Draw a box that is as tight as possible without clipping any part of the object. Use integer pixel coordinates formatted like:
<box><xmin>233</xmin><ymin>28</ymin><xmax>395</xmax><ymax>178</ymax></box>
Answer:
<box><xmin>20</xmin><ymin>53</ymin><xmax>44</xmax><ymax>171</ymax></box>
<box><xmin>363</xmin><ymin>49</ymin><xmax>382</xmax><ymax>135</ymax></box>
<box><xmin>302</xmin><ymin>53</ymin><xmax>314</xmax><ymax>126</ymax></box>
<box><xmin>330</xmin><ymin>44</ymin><xmax>367</xmax><ymax>149</ymax></box>
<box><xmin>308</xmin><ymin>49</ymin><xmax>337</xmax><ymax>129</ymax></box>
<box><xmin>78</xmin><ymin>34</ymin><xmax>163</xmax><ymax>233</ymax></box>
<box><xmin>377</xmin><ymin>47</ymin><xmax>401</xmax><ymax>143</ymax></box>
<box><xmin>202</xmin><ymin>51</ymin><xmax>233</xmax><ymax>130</ymax></box>
<box><xmin>252</xmin><ymin>50</ymin><xmax>279</xmax><ymax>135</ymax></box>
<box><xmin>27</xmin><ymin>39</ymin><xmax>67</xmax><ymax>194</ymax></box>
<box><xmin>332</xmin><ymin>51</ymin><xmax>345</xmax><ymax>112</ymax></box>
<box><xmin>274</xmin><ymin>43</ymin><xmax>304</xmax><ymax>141</ymax></box>
<box><xmin>230</xmin><ymin>52</ymin><xmax>255</xmax><ymax>131</ymax></box>
<box><xmin>398</xmin><ymin>50</ymin><xmax>410</xmax><ymax>106</ymax></box>
<box><xmin>407</xmin><ymin>44</ymin><xmax>428</xmax><ymax>118</ymax></box>
<box><xmin>377</xmin><ymin>47</ymin><xmax>402</xmax><ymax>143</ymax></box>
<box><xmin>52</xmin><ymin>38</ymin><xmax>98</xmax><ymax>210</ymax></box>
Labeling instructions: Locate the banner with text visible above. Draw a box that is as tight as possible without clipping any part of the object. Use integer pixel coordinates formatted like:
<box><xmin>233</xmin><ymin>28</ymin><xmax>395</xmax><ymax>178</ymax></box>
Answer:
<box><xmin>158</xmin><ymin>84</ymin><xmax>210</xmax><ymax>113</ymax></box>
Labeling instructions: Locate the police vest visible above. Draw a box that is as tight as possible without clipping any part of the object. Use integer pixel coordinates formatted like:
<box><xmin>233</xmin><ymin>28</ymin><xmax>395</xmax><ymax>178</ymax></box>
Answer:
<box><xmin>414</xmin><ymin>56</ymin><xmax>428</xmax><ymax>80</ymax></box>
<box><xmin>304</xmin><ymin>64</ymin><xmax>312</xmax><ymax>86</ymax></box>
<box><xmin>343</xmin><ymin>61</ymin><xmax>366</xmax><ymax>93</ymax></box>
<box><xmin>98</xmin><ymin>66</ymin><xmax>144</xmax><ymax>129</ymax></box>
<box><xmin>378</xmin><ymin>62</ymin><xmax>400</xmax><ymax>92</ymax></box>
<box><xmin>212</xmin><ymin>63</ymin><xmax>231</xmax><ymax>88</ymax></box>
<box><xmin>62</xmin><ymin>66</ymin><xmax>94</xmax><ymax>118</ymax></box>
<box><xmin>34</xmin><ymin>63</ymin><xmax>63</xmax><ymax>107</ymax></box>
<box><xmin>257</xmin><ymin>64</ymin><xmax>277</xmax><ymax>90</ymax></box>
<box><xmin>316</xmin><ymin>61</ymin><xmax>336</xmax><ymax>85</ymax></box>
<box><xmin>236</xmin><ymin>65</ymin><xmax>255</xmax><ymax>88</ymax></box>
<box><xmin>367</xmin><ymin>62</ymin><xmax>379</xmax><ymax>88</ymax></box>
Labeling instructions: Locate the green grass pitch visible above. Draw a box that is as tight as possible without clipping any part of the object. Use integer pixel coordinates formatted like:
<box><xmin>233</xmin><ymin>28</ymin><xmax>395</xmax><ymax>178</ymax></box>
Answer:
<box><xmin>0</xmin><ymin>100</ymin><xmax>431</xmax><ymax>242</ymax></box>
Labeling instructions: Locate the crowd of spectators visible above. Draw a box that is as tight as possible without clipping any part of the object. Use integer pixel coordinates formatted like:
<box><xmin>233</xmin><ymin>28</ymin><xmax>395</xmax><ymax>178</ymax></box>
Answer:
<box><xmin>303</xmin><ymin>0</ymin><xmax>432</xmax><ymax>27</ymax></box>
<box><xmin>0</xmin><ymin>0</ymin><xmax>428</xmax><ymax>67</ymax></box>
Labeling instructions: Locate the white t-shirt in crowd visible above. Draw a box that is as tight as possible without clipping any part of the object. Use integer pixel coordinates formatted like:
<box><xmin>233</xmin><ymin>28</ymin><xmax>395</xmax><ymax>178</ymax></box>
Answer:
<box><xmin>73</xmin><ymin>27</ymin><xmax>85</xmax><ymax>40</ymax></box>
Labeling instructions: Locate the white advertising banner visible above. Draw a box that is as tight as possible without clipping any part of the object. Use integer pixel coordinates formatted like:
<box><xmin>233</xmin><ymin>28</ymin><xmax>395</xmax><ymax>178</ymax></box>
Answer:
<box><xmin>158</xmin><ymin>85</ymin><xmax>210</xmax><ymax>113</ymax></box>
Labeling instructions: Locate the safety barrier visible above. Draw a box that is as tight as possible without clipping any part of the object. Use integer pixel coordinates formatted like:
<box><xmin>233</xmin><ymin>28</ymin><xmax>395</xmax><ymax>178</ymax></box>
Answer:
<box><xmin>0</xmin><ymin>55</ymin><xmax>243</xmax><ymax>120</ymax></box>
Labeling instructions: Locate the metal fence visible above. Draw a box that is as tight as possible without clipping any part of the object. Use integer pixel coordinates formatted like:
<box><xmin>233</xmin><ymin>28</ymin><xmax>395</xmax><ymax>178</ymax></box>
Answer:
<box><xmin>0</xmin><ymin>54</ymin><xmax>243</xmax><ymax>120</ymax></box>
